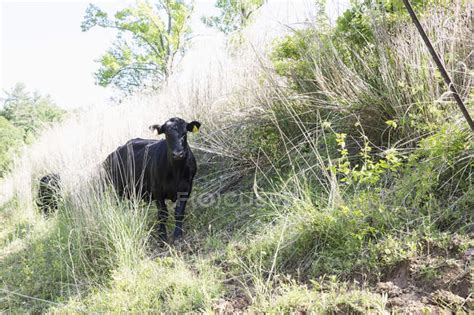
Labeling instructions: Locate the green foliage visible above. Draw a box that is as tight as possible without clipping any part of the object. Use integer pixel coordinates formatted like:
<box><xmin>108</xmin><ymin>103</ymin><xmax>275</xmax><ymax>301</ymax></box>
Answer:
<box><xmin>0</xmin><ymin>117</ymin><xmax>23</xmax><ymax>177</ymax></box>
<box><xmin>1</xmin><ymin>83</ymin><xmax>65</xmax><ymax>142</ymax></box>
<box><xmin>202</xmin><ymin>0</ymin><xmax>266</xmax><ymax>34</ymax></box>
<box><xmin>393</xmin><ymin>124</ymin><xmax>473</xmax><ymax>228</ymax></box>
<box><xmin>270</xmin><ymin>0</ymin><xmax>468</xmax><ymax>148</ymax></box>
<box><xmin>332</xmin><ymin>132</ymin><xmax>404</xmax><ymax>186</ymax></box>
<box><xmin>1</xmin><ymin>1</ymin><xmax>472</xmax><ymax>313</ymax></box>
<box><xmin>54</xmin><ymin>258</ymin><xmax>223</xmax><ymax>313</ymax></box>
<box><xmin>0</xmin><ymin>83</ymin><xmax>65</xmax><ymax>177</ymax></box>
<box><xmin>271</xmin><ymin>29</ymin><xmax>317</xmax><ymax>92</ymax></box>
<box><xmin>82</xmin><ymin>0</ymin><xmax>192</xmax><ymax>94</ymax></box>
<box><xmin>255</xmin><ymin>281</ymin><xmax>387</xmax><ymax>313</ymax></box>
<box><xmin>334</xmin><ymin>0</ymin><xmax>432</xmax><ymax>52</ymax></box>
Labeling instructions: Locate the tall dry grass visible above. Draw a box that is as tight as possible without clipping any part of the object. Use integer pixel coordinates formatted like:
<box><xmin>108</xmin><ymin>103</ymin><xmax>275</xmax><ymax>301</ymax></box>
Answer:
<box><xmin>0</xmin><ymin>0</ymin><xmax>472</xmax><ymax>312</ymax></box>
<box><xmin>0</xmin><ymin>11</ymin><xmax>282</xmax><ymax>310</ymax></box>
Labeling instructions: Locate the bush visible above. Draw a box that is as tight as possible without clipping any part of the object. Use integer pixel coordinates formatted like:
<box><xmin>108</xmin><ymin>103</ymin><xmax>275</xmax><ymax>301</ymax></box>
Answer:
<box><xmin>270</xmin><ymin>1</ymin><xmax>472</xmax><ymax>148</ymax></box>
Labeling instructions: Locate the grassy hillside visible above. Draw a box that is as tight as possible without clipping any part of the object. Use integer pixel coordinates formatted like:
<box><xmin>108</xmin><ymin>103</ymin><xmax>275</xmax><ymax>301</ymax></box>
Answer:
<box><xmin>1</xmin><ymin>1</ymin><xmax>473</xmax><ymax>313</ymax></box>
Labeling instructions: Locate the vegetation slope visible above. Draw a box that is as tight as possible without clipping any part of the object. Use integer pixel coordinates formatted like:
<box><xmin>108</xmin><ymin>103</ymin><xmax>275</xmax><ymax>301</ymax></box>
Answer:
<box><xmin>0</xmin><ymin>0</ymin><xmax>472</xmax><ymax>313</ymax></box>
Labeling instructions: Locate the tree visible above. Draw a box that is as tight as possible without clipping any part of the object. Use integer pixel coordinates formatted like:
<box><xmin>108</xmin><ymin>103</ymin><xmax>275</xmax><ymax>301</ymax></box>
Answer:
<box><xmin>0</xmin><ymin>116</ymin><xmax>23</xmax><ymax>177</ymax></box>
<box><xmin>202</xmin><ymin>0</ymin><xmax>266</xmax><ymax>35</ymax></box>
<box><xmin>334</xmin><ymin>0</ymin><xmax>429</xmax><ymax>52</ymax></box>
<box><xmin>0</xmin><ymin>83</ymin><xmax>65</xmax><ymax>177</ymax></box>
<box><xmin>82</xmin><ymin>0</ymin><xmax>192</xmax><ymax>94</ymax></box>
<box><xmin>1</xmin><ymin>83</ymin><xmax>65</xmax><ymax>143</ymax></box>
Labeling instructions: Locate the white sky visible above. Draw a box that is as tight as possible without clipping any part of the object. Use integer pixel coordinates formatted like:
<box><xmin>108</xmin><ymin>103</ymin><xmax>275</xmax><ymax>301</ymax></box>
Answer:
<box><xmin>1</xmin><ymin>0</ymin><xmax>349</xmax><ymax>109</ymax></box>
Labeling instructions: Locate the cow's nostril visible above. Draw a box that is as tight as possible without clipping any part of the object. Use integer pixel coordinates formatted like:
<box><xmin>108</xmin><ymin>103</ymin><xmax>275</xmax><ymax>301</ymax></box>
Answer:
<box><xmin>173</xmin><ymin>152</ymin><xmax>185</xmax><ymax>160</ymax></box>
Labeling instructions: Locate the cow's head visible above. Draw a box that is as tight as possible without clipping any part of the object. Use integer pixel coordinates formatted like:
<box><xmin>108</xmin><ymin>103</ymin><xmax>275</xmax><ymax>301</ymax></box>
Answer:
<box><xmin>149</xmin><ymin>117</ymin><xmax>201</xmax><ymax>161</ymax></box>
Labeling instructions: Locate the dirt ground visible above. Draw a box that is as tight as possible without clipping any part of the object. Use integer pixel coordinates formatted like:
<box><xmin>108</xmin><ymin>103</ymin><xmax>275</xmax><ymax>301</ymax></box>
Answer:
<box><xmin>210</xmin><ymin>234</ymin><xmax>473</xmax><ymax>314</ymax></box>
<box><xmin>376</xmin><ymin>235</ymin><xmax>473</xmax><ymax>314</ymax></box>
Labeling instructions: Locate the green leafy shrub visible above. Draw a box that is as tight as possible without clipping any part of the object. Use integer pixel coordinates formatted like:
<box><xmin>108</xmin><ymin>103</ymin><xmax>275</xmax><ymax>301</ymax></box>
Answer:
<box><xmin>270</xmin><ymin>1</ymin><xmax>471</xmax><ymax>149</ymax></box>
<box><xmin>393</xmin><ymin>124</ymin><xmax>473</xmax><ymax>229</ymax></box>
<box><xmin>332</xmin><ymin>131</ymin><xmax>404</xmax><ymax>186</ymax></box>
<box><xmin>333</xmin><ymin>0</ymin><xmax>432</xmax><ymax>55</ymax></box>
<box><xmin>271</xmin><ymin>29</ymin><xmax>318</xmax><ymax>92</ymax></box>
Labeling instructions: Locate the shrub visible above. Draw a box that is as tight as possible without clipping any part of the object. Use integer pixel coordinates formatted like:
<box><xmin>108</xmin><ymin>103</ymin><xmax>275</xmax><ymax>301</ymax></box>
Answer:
<box><xmin>270</xmin><ymin>1</ymin><xmax>472</xmax><ymax>148</ymax></box>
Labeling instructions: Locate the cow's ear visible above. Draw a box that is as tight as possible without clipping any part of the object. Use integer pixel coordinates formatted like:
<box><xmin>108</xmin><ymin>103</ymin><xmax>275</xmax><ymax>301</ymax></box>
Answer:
<box><xmin>149</xmin><ymin>124</ymin><xmax>165</xmax><ymax>135</ymax></box>
<box><xmin>187</xmin><ymin>121</ymin><xmax>201</xmax><ymax>133</ymax></box>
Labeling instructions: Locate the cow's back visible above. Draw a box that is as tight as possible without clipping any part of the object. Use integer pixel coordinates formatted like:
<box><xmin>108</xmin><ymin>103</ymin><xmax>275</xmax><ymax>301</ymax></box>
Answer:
<box><xmin>104</xmin><ymin>138</ymin><xmax>166</xmax><ymax>198</ymax></box>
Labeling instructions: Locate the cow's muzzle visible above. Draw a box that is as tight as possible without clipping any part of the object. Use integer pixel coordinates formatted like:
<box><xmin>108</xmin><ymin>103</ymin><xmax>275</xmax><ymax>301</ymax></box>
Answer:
<box><xmin>172</xmin><ymin>152</ymin><xmax>186</xmax><ymax>160</ymax></box>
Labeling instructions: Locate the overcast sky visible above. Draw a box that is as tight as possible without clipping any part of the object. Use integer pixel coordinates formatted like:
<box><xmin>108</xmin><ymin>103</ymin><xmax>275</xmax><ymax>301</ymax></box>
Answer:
<box><xmin>1</xmin><ymin>0</ymin><xmax>349</xmax><ymax>109</ymax></box>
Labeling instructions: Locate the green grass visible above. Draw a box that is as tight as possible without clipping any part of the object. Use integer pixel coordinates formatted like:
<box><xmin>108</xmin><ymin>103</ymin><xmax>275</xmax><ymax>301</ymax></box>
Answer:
<box><xmin>0</xmin><ymin>0</ymin><xmax>472</xmax><ymax>313</ymax></box>
<box><xmin>254</xmin><ymin>280</ymin><xmax>388</xmax><ymax>313</ymax></box>
<box><xmin>51</xmin><ymin>257</ymin><xmax>224</xmax><ymax>313</ymax></box>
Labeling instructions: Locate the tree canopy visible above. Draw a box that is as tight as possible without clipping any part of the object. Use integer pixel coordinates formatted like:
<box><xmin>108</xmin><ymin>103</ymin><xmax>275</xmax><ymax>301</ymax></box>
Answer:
<box><xmin>0</xmin><ymin>116</ymin><xmax>24</xmax><ymax>177</ymax></box>
<box><xmin>82</xmin><ymin>0</ymin><xmax>192</xmax><ymax>94</ymax></box>
<box><xmin>1</xmin><ymin>83</ymin><xmax>65</xmax><ymax>142</ymax></box>
<box><xmin>202</xmin><ymin>0</ymin><xmax>266</xmax><ymax>34</ymax></box>
<box><xmin>0</xmin><ymin>83</ymin><xmax>65</xmax><ymax>177</ymax></box>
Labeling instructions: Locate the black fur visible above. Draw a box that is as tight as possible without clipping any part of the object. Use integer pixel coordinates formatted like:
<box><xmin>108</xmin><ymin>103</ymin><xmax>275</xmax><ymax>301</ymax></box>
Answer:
<box><xmin>103</xmin><ymin>117</ymin><xmax>201</xmax><ymax>241</ymax></box>
<box><xmin>37</xmin><ymin>173</ymin><xmax>61</xmax><ymax>216</ymax></box>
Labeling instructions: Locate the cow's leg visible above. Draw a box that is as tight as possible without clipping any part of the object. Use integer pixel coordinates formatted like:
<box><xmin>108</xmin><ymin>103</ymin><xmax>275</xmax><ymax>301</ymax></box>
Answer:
<box><xmin>173</xmin><ymin>192</ymin><xmax>189</xmax><ymax>239</ymax></box>
<box><xmin>156</xmin><ymin>199</ymin><xmax>168</xmax><ymax>242</ymax></box>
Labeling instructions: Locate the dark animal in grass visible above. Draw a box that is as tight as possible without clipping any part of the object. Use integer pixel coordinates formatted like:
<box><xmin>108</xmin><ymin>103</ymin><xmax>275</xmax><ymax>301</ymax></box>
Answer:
<box><xmin>37</xmin><ymin>173</ymin><xmax>61</xmax><ymax>216</ymax></box>
<box><xmin>103</xmin><ymin>117</ymin><xmax>201</xmax><ymax>242</ymax></box>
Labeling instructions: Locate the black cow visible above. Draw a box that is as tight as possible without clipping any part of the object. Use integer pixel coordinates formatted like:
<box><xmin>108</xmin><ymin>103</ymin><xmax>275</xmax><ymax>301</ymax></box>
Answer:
<box><xmin>103</xmin><ymin>117</ymin><xmax>201</xmax><ymax>241</ymax></box>
<box><xmin>37</xmin><ymin>173</ymin><xmax>61</xmax><ymax>216</ymax></box>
